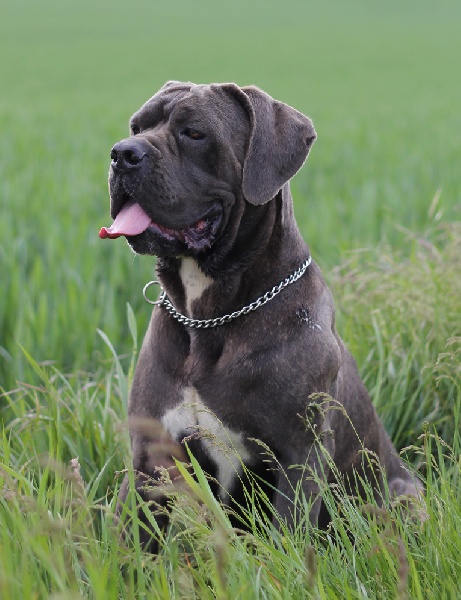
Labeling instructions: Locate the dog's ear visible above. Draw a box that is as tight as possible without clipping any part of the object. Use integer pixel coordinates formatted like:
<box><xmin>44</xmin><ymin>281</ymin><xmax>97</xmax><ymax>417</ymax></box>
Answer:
<box><xmin>240</xmin><ymin>86</ymin><xmax>316</xmax><ymax>205</ymax></box>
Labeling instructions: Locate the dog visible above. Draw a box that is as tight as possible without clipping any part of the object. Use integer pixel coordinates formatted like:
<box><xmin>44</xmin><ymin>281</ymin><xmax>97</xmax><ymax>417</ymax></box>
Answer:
<box><xmin>100</xmin><ymin>81</ymin><xmax>423</xmax><ymax>546</ymax></box>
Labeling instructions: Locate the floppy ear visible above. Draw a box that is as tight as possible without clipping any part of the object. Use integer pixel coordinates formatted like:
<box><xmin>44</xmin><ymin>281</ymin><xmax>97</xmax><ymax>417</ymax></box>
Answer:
<box><xmin>240</xmin><ymin>86</ymin><xmax>317</xmax><ymax>205</ymax></box>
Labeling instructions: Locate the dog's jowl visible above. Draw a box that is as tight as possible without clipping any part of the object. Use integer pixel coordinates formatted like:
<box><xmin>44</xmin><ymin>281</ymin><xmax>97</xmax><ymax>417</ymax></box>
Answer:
<box><xmin>100</xmin><ymin>81</ymin><xmax>423</xmax><ymax>547</ymax></box>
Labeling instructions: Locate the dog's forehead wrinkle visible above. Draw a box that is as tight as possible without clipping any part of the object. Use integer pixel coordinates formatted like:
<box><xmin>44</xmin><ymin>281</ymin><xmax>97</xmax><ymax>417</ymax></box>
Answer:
<box><xmin>169</xmin><ymin>107</ymin><xmax>211</xmax><ymax>135</ymax></box>
<box><xmin>173</xmin><ymin>87</ymin><xmax>250</xmax><ymax>135</ymax></box>
<box><xmin>133</xmin><ymin>98</ymin><xmax>164</xmax><ymax>129</ymax></box>
<box><xmin>134</xmin><ymin>88</ymin><xmax>191</xmax><ymax>128</ymax></box>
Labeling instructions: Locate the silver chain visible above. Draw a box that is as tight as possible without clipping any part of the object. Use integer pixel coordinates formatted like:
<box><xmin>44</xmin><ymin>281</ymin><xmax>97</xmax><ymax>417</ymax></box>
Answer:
<box><xmin>143</xmin><ymin>256</ymin><xmax>312</xmax><ymax>329</ymax></box>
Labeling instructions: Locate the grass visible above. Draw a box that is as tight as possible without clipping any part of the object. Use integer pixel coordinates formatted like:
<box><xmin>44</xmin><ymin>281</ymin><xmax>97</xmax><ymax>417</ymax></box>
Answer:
<box><xmin>1</xmin><ymin>0</ymin><xmax>460</xmax><ymax>388</ymax></box>
<box><xmin>332</xmin><ymin>222</ymin><xmax>461</xmax><ymax>449</ymax></box>
<box><xmin>1</xmin><ymin>290</ymin><xmax>460</xmax><ymax>597</ymax></box>
<box><xmin>1</xmin><ymin>0</ymin><xmax>461</xmax><ymax>597</ymax></box>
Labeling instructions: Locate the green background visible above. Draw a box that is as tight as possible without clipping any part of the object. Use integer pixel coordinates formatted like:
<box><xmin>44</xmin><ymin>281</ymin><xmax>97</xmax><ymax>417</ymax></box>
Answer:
<box><xmin>1</xmin><ymin>0</ymin><xmax>460</xmax><ymax>387</ymax></box>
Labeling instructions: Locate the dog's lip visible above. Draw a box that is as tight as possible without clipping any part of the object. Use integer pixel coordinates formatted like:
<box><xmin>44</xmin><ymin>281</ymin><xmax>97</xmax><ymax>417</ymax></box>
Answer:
<box><xmin>99</xmin><ymin>201</ymin><xmax>222</xmax><ymax>251</ymax></box>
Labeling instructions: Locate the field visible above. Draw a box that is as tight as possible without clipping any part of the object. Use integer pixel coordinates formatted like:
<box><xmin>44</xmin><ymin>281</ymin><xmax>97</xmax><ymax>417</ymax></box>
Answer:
<box><xmin>1</xmin><ymin>0</ymin><xmax>460</xmax><ymax>598</ymax></box>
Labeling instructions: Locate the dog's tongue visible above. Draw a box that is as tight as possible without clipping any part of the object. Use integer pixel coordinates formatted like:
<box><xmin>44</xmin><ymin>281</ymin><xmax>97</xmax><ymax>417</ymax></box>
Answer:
<box><xmin>99</xmin><ymin>202</ymin><xmax>152</xmax><ymax>239</ymax></box>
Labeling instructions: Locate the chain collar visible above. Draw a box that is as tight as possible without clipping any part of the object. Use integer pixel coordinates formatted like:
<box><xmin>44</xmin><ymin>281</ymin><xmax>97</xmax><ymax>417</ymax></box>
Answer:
<box><xmin>143</xmin><ymin>256</ymin><xmax>312</xmax><ymax>329</ymax></box>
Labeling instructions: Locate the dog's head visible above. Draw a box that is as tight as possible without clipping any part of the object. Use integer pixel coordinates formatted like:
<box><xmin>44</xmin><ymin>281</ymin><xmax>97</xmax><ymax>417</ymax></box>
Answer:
<box><xmin>100</xmin><ymin>81</ymin><xmax>316</xmax><ymax>257</ymax></box>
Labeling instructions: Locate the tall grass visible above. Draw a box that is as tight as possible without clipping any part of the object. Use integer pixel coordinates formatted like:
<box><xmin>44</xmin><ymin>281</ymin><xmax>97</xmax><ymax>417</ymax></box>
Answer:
<box><xmin>331</xmin><ymin>222</ymin><xmax>461</xmax><ymax>450</ymax></box>
<box><xmin>1</xmin><ymin>227</ymin><xmax>460</xmax><ymax>598</ymax></box>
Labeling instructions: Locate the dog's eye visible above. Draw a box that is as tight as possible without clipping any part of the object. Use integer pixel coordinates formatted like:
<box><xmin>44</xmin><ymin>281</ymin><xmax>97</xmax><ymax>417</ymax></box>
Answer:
<box><xmin>131</xmin><ymin>124</ymin><xmax>141</xmax><ymax>136</ymax></box>
<box><xmin>182</xmin><ymin>128</ymin><xmax>205</xmax><ymax>141</ymax></box>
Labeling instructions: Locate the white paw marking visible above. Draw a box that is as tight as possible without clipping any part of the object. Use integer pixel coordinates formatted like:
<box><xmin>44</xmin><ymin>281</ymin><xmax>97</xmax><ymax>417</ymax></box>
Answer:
<box><xmin>161</xmin><ymin>387</ymin><xmax>252</xmax><ymax>500</ymax></box>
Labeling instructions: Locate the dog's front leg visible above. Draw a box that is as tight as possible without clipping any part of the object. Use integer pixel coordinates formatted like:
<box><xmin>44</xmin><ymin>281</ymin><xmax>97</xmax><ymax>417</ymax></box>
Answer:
<box><xmin>274</xmin><ymin>414</ymin><xmax>335</xmax><ymax>529</ymax></box>
<box><xmin>117</xmin><ymin>424</ymin><xmax>187</xmax><ymax>552</ymax></box>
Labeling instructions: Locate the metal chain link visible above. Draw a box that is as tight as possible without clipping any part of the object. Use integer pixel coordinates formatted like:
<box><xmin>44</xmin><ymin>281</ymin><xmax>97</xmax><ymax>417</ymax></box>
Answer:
<box><xmin>143</xmin><ymin>255</ymin><xmax>312</xmax><ymax>329</ymax></box>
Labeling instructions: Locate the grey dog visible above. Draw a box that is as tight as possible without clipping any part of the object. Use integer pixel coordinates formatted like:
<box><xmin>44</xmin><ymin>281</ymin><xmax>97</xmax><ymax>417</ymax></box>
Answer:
<box><xmin>100</xmin><ymin>81</ymin><xmax>423</xmax><ymax>547</ymax></box>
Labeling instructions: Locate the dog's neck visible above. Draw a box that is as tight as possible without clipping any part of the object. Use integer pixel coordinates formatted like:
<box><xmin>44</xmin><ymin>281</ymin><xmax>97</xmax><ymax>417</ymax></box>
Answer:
<box><xmin>155</xmin><ymin>184</ymin><xmax>308</xmax><ymax>320</ymax></box>
<box><xmin>178</xmin><ymin>258</ymin><xmax>214</xmax><ymax>316</ymax></box>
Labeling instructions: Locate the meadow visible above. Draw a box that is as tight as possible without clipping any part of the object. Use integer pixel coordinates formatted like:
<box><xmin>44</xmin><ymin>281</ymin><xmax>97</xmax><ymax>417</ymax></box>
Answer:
<box><xmin>0</xmin><ymin>1</ymin><xmax>460</xmax><ymax>598</ymax></box>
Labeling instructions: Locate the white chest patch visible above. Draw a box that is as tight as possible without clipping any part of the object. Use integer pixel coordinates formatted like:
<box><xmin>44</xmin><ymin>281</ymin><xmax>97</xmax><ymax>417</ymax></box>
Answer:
<box><xmin>179</xmin><ymin>258</ymin><xmax>213</xmax><ymax>316</ymax></box>
<box><xmin>161</xmin><ymin>387</ymin><xmax>252</xmax><ymax>500</ymax></box>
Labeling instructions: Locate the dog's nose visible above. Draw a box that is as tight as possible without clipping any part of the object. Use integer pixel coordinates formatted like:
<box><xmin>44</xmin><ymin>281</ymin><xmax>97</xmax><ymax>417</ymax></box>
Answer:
<box><xmin>110</xmin><ymin>140</ymin><xmax>146</xmax><ymax>171</ymax></box>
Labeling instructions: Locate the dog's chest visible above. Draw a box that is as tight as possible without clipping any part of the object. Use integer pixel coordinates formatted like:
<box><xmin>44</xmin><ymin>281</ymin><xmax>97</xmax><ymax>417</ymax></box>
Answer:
<box><xmin>161</xmin><ymin>387</ymin><xmax>251</xmax><ymax>500</ymax></box>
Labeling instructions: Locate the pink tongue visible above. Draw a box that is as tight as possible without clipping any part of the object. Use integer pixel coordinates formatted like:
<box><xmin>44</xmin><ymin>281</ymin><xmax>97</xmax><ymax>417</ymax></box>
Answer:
<box><xmin>99</xmin><ymin>202</ymin><xmax>152</xmax><ymax>239</ymax></box>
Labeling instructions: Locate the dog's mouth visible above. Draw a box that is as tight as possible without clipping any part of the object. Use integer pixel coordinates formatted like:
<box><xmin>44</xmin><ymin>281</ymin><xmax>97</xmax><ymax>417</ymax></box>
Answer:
<box><xmin>99</xmin><ymin>201</ymin><xmax>221</xmax><ymax>252</ymax></box>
